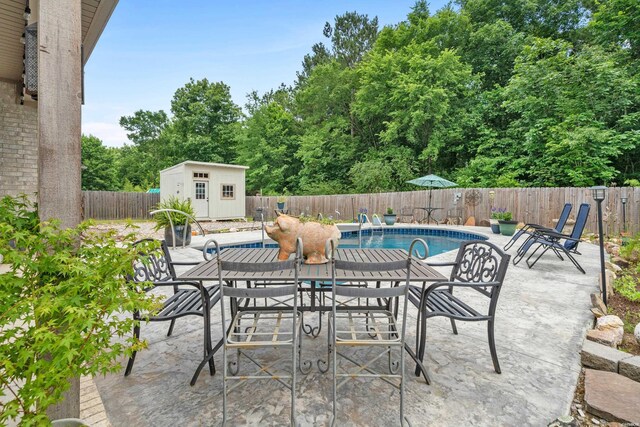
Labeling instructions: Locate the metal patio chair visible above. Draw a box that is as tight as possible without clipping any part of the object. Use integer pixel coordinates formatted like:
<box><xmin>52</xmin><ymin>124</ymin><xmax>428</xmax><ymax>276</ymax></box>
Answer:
<box><xmin>215</xmin><ymin>239</ymin><xmax>304</xmax><ymax>426</ymax></box>
<box><xmin>124</xmin><ymin>239</ymin><xmax>221</xmax><ymax>386</ymax></box>
<box><xmin>327</xmin><ymin>240</ymin><xmax>422</xmax><ymax>426</ymax></box>
<box><xmin>409</xmin><ymin>240</ymin><xmax>510</xmax><ymax>382</ymax></box>
<box><xmin>503</xmin><ymin>203</ymin><xmax>572</xmax><ymax>251</ymax></box>
<box><xmin>398</xmin><ymin>206</ymin><xmax>416</xmax><ymax>223</ymax></box>
<box><xmin>512</xmin><ymin>203</ymin><xmax>590</xmax><ymax>273</ymax></box>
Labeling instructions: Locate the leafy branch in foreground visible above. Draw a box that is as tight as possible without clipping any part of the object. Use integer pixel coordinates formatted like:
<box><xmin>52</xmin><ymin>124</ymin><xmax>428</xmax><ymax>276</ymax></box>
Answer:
<box><xmin>0</xmin><ymin>195</ymin><xmax>160</xmax><ymax>425</ymax></box>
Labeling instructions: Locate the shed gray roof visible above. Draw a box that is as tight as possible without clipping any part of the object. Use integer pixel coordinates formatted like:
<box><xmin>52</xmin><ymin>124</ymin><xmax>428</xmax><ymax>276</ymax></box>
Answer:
<box><xmin>160</xmin><ymin>161</ymin><xmax>249</xmax><ymax>174</ymax></box>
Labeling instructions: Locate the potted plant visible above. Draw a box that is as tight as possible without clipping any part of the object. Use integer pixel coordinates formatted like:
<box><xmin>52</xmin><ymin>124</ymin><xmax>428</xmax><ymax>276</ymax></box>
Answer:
<box><xmin>497</xmin><ymin>210</ymin><xmax>518</xmax><ymax>236</ymax></box>
<box><xmin>383</xmin><ymin>207</ymin><xmax>397</xmax><ymax>226</ymax></box>
<box><xmin>153</xmin><ymin>196</ymin><xmax>196</xmax><ymax>246</ymax></box>
<box><xmin>490</xmin><ymin>208</ymin><xmax>503</xmax><ymax>234</ymax></box>
<box><xmin>357</xmin><ymin>208</ymin><xmax>368</xmax><ymax>223</ymax></box>
<box><xmin>276</xmin><ymin>195</ymin><xmax>287</xmax><ymax>210</ymax></box>
<box><xmin>0</xmin><ymin>195</ymin><xmax>158</xmax><ymax>425</ymax></box>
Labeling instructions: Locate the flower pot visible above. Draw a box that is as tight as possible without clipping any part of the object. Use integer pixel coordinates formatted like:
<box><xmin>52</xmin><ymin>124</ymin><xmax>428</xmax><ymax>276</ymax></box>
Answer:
<box><xmin>490</xmin><ymin>223</ymin><xmax>501</xmax><ymax>234</ymax></box>
<box><xmin>164</xmin><ymin>224</ymin><xmax>192</xmax><ymax>246</ymax></box>
<box><xmin>498</xmin><ymin>220</ymin><xmax>518</xmax><ymax>236</ymax></box>
<box><xmin>357</xmin><ymin>213</ymin><xmax>367</xmax><ymax>223</ymax></box>
<box><xmin>277</xmin><ymin>202</ymin><xmax>285</xmax><ymax>210</ymax></box>
<box><xmin>383</xmin><ymin>214</ymin><xmax>397</xmax><ymax>226</ymax></box>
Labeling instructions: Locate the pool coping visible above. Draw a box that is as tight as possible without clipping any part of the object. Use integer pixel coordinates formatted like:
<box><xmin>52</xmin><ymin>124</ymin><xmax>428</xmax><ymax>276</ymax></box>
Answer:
<box><xmin>190</xmin><ymin>224</ymin><xmax>491</xmax><ymax>251</ymax></box>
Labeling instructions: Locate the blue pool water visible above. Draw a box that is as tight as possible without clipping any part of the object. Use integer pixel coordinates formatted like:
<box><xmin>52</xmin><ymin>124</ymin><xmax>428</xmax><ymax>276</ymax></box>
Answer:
<box><xmin>215</xmin><ymin>228</ymin><xmax>486</xmax><ymax>258</ymax></box>
<box><xmin>339</xmin><ymin>234</ymin><xmax>465</xmax><ymax>257</ymax></box>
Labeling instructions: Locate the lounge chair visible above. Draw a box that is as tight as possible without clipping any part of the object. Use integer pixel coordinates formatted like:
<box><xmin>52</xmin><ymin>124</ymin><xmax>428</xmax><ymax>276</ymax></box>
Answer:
<box><xmin>503</xmin><ymin>203</ymin><xmax>572</xmax><ymax>251</ymax></box>
<box><xmin>512</xmin><ymin>203</ymin><xmax>590</xmax><ymax>273</ymax></box>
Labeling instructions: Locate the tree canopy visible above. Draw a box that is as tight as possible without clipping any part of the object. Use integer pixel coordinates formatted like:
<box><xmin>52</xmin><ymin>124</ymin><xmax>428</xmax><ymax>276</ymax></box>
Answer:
<box><xmin>81</xmin><ymin>2</ymin><xmax>640</xmax><ymax>194</ymax></box>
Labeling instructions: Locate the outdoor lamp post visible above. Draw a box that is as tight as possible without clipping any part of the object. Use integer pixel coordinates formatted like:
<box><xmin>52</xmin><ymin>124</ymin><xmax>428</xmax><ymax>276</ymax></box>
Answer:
<box><xmin>621</xmin><ymin>195</ymin><xmax>628</xmax><ymax>233</ymax></box>
<box><xmin>591</xmin><ymin>186</ymin><xmax>607</xmax><ymax>305</ymax></box>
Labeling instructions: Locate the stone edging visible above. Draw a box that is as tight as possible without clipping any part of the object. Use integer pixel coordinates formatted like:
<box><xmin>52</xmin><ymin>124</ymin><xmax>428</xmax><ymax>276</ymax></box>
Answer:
<box><xmin>581</xmin><ymin>340</ymin><xmax>640</xmax><ymax>383</ymax></box>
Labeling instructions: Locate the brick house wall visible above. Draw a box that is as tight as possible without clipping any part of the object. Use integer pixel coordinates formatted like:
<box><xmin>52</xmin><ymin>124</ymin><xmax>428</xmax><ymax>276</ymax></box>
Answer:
<box><xmin>0</xmin><ymin>81</ymin><xmax>38</xmax><ymax>197</ymax></box>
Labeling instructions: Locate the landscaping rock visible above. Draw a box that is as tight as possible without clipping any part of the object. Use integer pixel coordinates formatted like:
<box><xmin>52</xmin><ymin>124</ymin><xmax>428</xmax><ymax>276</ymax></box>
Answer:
<box><xmin>619</xmin><ymin>356</ymin><xmax>640</xmax><ymax>383</ymax></box>
<box><xmin>611</xmin><ymin>256</ymin><xmax>630</xmax><ymax>268</ymax></box>
<box><xmin>599</xmin><ymin>270</ymin><xmax>616</xmax><ymax>298</ymax></box>
<box><xmin>594</xmin><ymin>315</ymin><xmax>624</xmax><ymax>346</ymax></box>
<box><xmin>605</xmin><ymin>261</ymin><xmax>622</xmax><ymax>273</ymax></box>
<box><xmin>586</xmin><ymin>329</ymin><xmax>621</xmax><ymax>347</ymax></box>
<box><xmin>581</xmin><ymin>340</ymin><xmax>632</xmax><ymax>371</ymax></box>
<box><xmin>590</xmin><ymin>307</ymin><xmax>605</xmax><ymax>318</ymax></box>
<box><xmin>584</xmin><ymin>369</ymin><xmax>640</xmax><ymax>424</ymax></box>
<box><xmin>590</xmin><ymin>293</ymin><xmax>607</xmax><ymax>314</ymax></box>
<box><xmin>635</xmin><ymin>323</ymin><xmax>640</xmax><ymax>345</ymax></box>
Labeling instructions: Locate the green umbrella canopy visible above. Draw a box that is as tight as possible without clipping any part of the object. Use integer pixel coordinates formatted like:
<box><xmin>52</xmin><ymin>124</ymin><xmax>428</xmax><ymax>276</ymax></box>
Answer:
<box><xmin>407</xmin><ymin>174</ymin><xmax>458</xmax><ymax>207</ymax></box>
<box><xmin>407</xmin><ymin>174</ymin><xmax>458</xmax><ymax>188</ymax></box>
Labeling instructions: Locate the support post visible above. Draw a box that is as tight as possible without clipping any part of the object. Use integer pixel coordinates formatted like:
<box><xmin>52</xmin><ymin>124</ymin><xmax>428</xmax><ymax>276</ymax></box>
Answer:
<box><xmin>38</xmin><ymin>0</ymin><xmax>83</xmax><ymax>419</ymax></box>
<box><xmin>596</xmin><ymin>200</ymin><xmax>607</xmax><ymax>305</ymax></box>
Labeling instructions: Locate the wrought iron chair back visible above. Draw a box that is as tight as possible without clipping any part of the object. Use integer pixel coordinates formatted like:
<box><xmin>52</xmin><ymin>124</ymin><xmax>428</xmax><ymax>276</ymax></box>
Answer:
<box><xmin>125</xmin><ymin>239</ymin><xmax>220</xmax><ymax>386</ymax></box>
<box><xmin>409</xmin><ymin>240</ymin><xmax>510</xmax><ymax>383</ymax></box>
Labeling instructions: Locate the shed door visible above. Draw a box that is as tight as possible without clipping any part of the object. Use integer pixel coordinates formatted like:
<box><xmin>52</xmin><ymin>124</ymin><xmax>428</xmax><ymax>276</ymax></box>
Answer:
<box><xmin>193</xmin><ymin>181</ymin><xmax>209</xmax><ymax>218</ymax></box>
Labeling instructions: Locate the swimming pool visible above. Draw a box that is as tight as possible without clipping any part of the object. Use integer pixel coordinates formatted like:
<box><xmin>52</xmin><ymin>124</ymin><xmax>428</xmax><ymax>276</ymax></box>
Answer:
<box><xmin>214</xmin><ymin>228</ymin><xmax>487</xmax><ymax>258</ymax></box>
<box><xmin>338</xmin><ymin>228</ymin><xmax>487</xmax><ymax>257</ymax></box>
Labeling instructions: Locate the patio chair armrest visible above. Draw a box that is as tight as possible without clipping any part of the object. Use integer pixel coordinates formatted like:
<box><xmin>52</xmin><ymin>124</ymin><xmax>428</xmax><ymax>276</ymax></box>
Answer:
<box><xmin>169</xmin><ymin>260</ymin><xmax>201</xmax><ymax>266</ymax></box>
<box><xmin>425</xmin><ymin>261</ymin><xmax>457</xmax><ymax>267</ymax></box>
<box><xmin>151</xmin><ymin>280</ymin><xmax>204</xmax><ymax>289</ymax></box>
<box><xmin>538</xmin><ymin>230</ymin><xmax>577</xmax><ymax>241</ymax></box>
<box><xmin>421</xmin><ymin>280</ymin><xmax>501</xmax><ymax>301</ymax></box>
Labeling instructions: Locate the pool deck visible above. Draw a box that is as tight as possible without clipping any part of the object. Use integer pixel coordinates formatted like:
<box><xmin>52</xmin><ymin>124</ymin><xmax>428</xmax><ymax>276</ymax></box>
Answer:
<box><xmin>93</xmin><ymin>225</ymin><xmax>601</xmax><ymax>426</ymax></box>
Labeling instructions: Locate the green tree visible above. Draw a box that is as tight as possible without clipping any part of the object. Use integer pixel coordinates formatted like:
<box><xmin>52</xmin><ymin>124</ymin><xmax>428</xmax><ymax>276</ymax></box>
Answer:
<box><xmin>170</xmin><ymin>78</ymin><xmax>242</xmax><ymax>163</ymax></box>
<box><xmin>502</xmin><ymin>38</ymin><xmax>638</xmax><ymax>185</ymax></box>
<box><xmin>237</xmin><ymin>97</ymin><xmax>302</xmax><ymax>194</ymax></box>
<box><xmin>81</xmin><ymin>135</ymin><xmax>119</xmax><ymax>191</ymax></box>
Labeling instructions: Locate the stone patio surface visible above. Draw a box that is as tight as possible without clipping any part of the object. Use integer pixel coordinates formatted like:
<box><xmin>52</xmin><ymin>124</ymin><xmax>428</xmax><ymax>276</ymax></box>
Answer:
<box><xmin>94</xmin><ymin>225</ymin><xmax>601</xmax><ymax>426</ymax></box>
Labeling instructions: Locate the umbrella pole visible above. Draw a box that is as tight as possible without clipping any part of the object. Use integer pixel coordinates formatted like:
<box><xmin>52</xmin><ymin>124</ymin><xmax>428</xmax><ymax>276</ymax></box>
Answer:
<box><xmin>429</xmin><ymin>188</ymin><xmax>432</xmax><ymax>209</ymax></box>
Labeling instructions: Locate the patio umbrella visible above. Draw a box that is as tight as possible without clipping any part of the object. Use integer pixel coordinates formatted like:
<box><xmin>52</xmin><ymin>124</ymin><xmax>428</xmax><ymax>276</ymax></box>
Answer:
<box><xmin>407</xmin><ymin>174</ymin><xmax>458</xmax><ymax>208</ymax></box>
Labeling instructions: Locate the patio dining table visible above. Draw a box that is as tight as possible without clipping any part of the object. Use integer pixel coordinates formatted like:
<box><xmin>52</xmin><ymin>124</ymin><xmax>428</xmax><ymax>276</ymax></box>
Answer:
<box><xmin>416</xmin><ymin>206</ymin><xmax>443</xmax><ymax>224</ymax></box>
<box><xmin>178</xmin><ymin>247</ymin><xmax>446</xmax><ymax>382</ymax></box>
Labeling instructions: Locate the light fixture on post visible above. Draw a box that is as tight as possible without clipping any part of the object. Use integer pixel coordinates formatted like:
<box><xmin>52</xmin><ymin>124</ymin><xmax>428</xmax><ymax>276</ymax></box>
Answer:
<box><xmin>24</xmin><ymin>1</ymin><xmax>31</xmax><ymax>20</ymax></box>
<box><xmin>621</xmin><ymin>195</ymin><xmax>628</xmax><ymax>234</ymax></box>
<box><xmin>591</xmin><ymin>186</ymin><xmax>607</xmax><ymax>305</ymax></box>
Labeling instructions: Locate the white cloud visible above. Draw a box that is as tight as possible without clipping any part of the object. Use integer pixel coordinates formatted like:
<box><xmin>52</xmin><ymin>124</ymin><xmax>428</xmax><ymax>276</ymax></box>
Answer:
<box><xmin>82</xmin><ymin>122</ymin><xmax>129</xmax><ymax>147</ymax></box>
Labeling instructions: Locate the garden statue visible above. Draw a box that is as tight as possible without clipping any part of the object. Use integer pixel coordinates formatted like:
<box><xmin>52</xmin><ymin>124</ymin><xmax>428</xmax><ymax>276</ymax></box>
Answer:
<box><xmin>265</xmin><ymin>213</ymin><xmax>340</xmax><ymax>264</ymax></box>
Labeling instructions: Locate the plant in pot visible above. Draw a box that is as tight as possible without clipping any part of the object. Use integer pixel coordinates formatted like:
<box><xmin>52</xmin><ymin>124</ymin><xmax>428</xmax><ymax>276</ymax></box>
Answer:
<box><xmin>357</xmin><ymin>208</ymin><xmax>368</xmax><ymax>224</ymax></box>
<box><xmin>490</xmin><ymin>208</ymin><xmax>503</xmax><ymax>234</ymax></box>
<box><xmin>154</xmin><ymin>196</ymin><xmax>196</xmax><ymax>246</ymax></box>
<box><xmin>0</xmin><ymin>194</ymin><xmax>159</xmax><ymax>425</ymax></box>
<box><xmin>276</xmin><ymin>195</ymin><xmax>287</xmax><ymax>210</ymax></box>
<box><xmin>496</xmin><ymin>210</ymin><xmax>518</xmax><ymax>236</ymax></box>
<box><xmin>383</xmin><ymin>207</ymin><xmax>397</xmax><ymax>226</ymax></box>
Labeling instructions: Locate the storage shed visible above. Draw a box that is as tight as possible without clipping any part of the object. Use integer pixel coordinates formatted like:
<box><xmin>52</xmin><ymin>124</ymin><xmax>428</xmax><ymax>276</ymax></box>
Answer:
<box><xmin>160</xmin><ymin>161</ymin><xmax>249</xmax><ymax>220</ymax></box>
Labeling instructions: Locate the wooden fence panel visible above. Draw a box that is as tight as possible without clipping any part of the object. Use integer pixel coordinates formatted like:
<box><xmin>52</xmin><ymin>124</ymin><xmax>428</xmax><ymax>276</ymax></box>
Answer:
<box><xmin>246</xmin><ymin>187</ymin><xmax>639</xmax><ymax>235</ymax></box>
<box><xmin>82</xmin><ymin>191</ymin><xmax>160</xmax><ymax>220</ymax></box>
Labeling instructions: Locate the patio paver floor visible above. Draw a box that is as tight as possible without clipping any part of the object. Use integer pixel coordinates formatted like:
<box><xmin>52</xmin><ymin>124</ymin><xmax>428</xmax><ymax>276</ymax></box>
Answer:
<box><xmin>93</xmin><ymin>226</ymin><xmax>600</xmax><ymax>426</ymax></box>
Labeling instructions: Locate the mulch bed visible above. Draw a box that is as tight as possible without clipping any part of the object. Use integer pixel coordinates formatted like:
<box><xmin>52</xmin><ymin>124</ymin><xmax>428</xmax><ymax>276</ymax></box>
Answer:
<box><xmin>607</xmin><ymin>292</ymin><xmax>640</xmax><ymax>355</ymax></box>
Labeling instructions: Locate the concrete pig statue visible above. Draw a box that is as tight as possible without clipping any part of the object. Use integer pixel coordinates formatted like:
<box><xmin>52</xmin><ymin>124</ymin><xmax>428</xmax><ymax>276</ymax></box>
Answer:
<box><xmin>265</xmin><ymin>214</ymin><xmax>340</xmax><ymax>264</ymax></box>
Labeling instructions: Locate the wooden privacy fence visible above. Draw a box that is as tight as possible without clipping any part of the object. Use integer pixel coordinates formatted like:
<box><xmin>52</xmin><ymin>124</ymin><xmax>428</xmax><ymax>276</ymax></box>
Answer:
<box><xmin>246</xmin><ymin>187</ymin><xmax>640</xmax><ymax>236</ymax></box>
<box><xmin>82</xmin><ymin>191</ymin><xmax>160</xmax><ymax>220</ymax></box>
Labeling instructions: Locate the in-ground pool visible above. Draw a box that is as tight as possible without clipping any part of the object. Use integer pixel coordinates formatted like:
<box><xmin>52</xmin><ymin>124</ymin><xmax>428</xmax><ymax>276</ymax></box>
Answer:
<box><xmin>215</xmin><ymin>228</ymin><xmax>487</xmax><ymax>258</ymax></box>
<box><xmin>338</xmin><ymin>228</ymin><xmax>487</xmax><ymax>257</ymax></box>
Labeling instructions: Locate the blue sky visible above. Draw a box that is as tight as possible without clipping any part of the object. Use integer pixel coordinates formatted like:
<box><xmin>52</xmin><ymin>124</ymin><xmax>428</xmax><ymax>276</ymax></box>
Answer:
<box><xmin>82</xmin><ymin>0</ymin><xmax>447</xmax><ymax>147</ymax></box>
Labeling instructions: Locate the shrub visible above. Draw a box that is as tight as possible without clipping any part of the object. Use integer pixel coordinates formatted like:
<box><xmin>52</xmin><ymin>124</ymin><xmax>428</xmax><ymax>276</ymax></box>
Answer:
<box><xmin>386</xmin><ymin>207</ymin><xmax>394</xmax><ymax>215</ymax></box>
<box><xmin>0</xmin><ymin>195</ymin><xmax>159</xmax><ymax>424</ymax></box>
<box><xmin>491</xmin><ymin>207</ymin><xmax>512</xmax><ymax>221</ymax></box>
